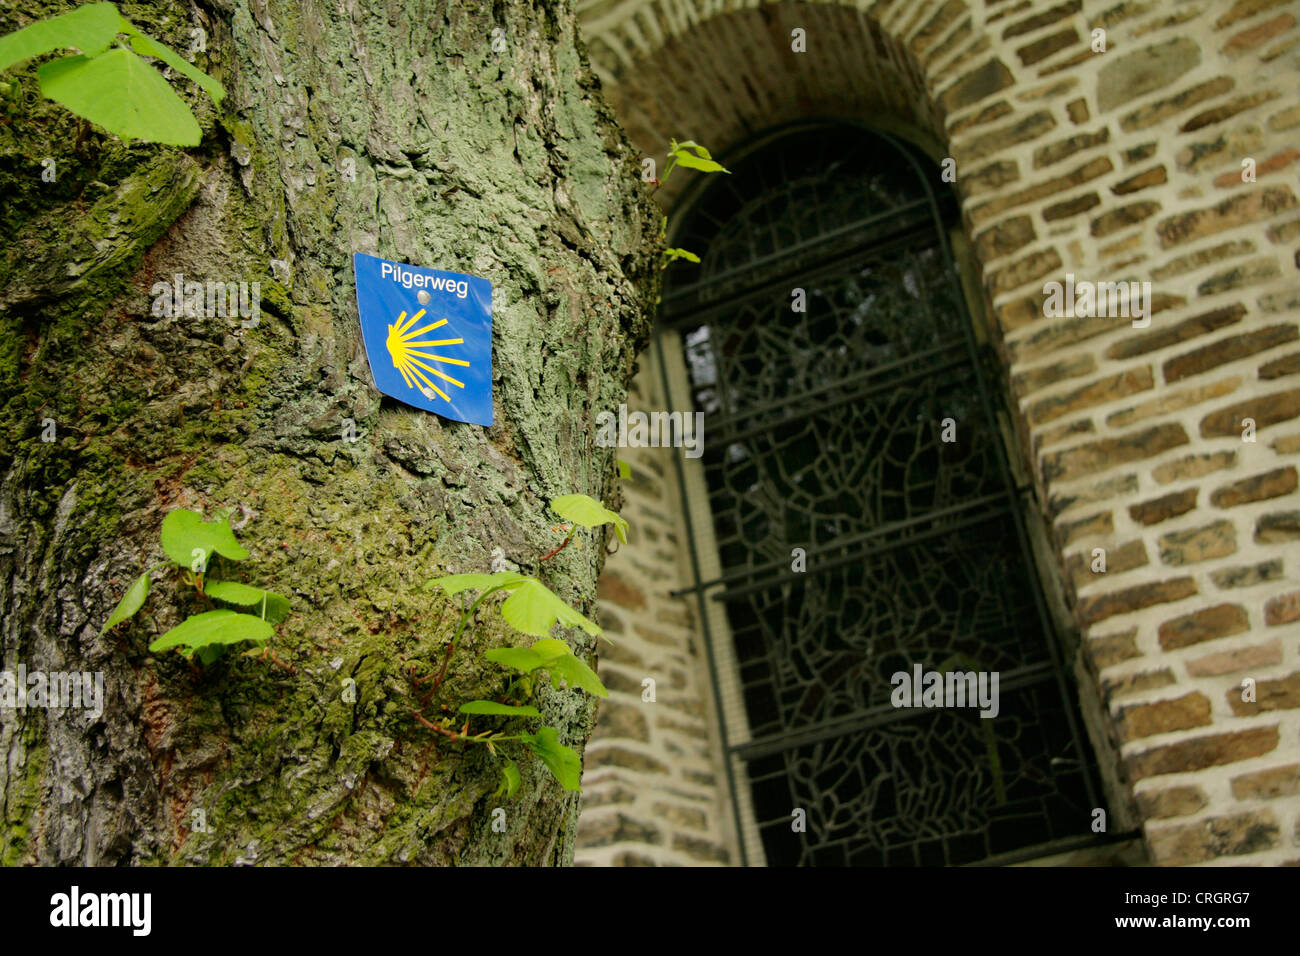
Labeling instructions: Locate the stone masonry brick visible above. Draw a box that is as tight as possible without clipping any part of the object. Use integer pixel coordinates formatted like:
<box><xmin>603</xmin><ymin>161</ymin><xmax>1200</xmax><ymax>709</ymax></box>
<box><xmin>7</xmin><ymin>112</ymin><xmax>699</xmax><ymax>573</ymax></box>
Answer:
<box><xmin>1043</xmin><ymin>192</ymin><xmax>1100</xmax><ymax>221</ymax></box>
<box><xmin>1223</xmin><ymin>15</ymin><xmax>1298</xmax><ymax>57</ymax></box>
<box><xmin>1214</xmin><ymin>148</ymin><xmax>1300</xmax><ymax>187</ymax></box>
<box><xmin>938</xmin><ymin>58</ymin><xmax>1015</xmax><ymax>114</ymax></box>
<box><xmin>1264</xmin><ymin>590</ymin><xmax>1300</xmax><ymax>625</ymax></box>
<box><xmin>970</xmin><ymin>155</ymin><xmax>1110</xmax><ymax>225</ymax></box>
<box><xmin>1200</xmin><ymin>388</ymin><xmax>1300</xmax><ymax>437</ymax></box>
<box><xmin>1216</xmin><ymin>0</ymin><xmax>1292</xmax><ymax>30</ymax></box>
<box><xmin>1077</xmin><ymin>577</ymin><xmax>1198</xmax><ymax>626</ymax></box>
<box><xmin>1014</xmin><ymin>354</ymin><xmax>1096</xmax><ymax>396</ymax></box>
<box><xmin>1004</xmin><ymin>1</ymin><xmax>1082</xmax><ymax>39</ymax></box>
<box><xmin>1119</xmin><ymin>692</ymin><xmax>1212</xmax><ymax>742</ymax></box>
<box><xmin>1229</xmin><ymin>671</ymin><xmax>1300</xmax><ymax>716</ymax></box>
<box><xmin>1129</xmin><ymin>489</ymin><xmax>1197</xmax><ymax>526</ymax></box>
<box><xmin>1112</xmin><ymin>166</ymin><xmax>1167</xmax><ymax>195</ymax></box>
<box><xmin>1153</xmin><ymin>451</ymin><xmax>1237</xmax><ymax>484</ymax></box>
<box><xmin>1091</xmin><ymin>200</ymin><xmax>1161</xmax><ymax>237</ymax></box>
<box><xmin>1087</xmin><ymin>628</ymin><xmax>1139</xmax><ymax>669</ymax></box>
<box><xmin>1096</xmin><ymin>38</ymin><xmax>1200</xmax><ymax>114</ymax></box>
<box><xmin>1068</xmin><ymin>539</ymin><xmax>1148</xmax><ymax>590</ymax></box>
<box><xmin>1017</xmin><ymin>28</ymin><xmax>1079</xmax><ymax>66</ymax></box>
<box><xmin>989</xmin><ymin>248</ymin><xmax>1062</xmax><ymax>295</ymax></box>
<box><xmin>1147</xmin><ymin>810</ymin><xmax>1279</xmax><ymax>864</ymax></box>
<box><xmin>1165</xmin><ymin>326</ymin><xmax>1300</xmax><ymax>383</ymax></box>
<box><xmin>956</xmin><ymin>111</ymin><xmax>1057</xmax><ymax>166</ymax></box>
<box><xmin>1182</xmin><ymin>92</ymin><xmax>1281</xmax><ymax>134</ymax></box>
<box><xmin>1210</xmin><ymin>467</ymin><xmax>1298</xmax><ymax>508</ymax></box>
<box><xmin>1255</xmin><ymin>511</ymin><xmax>1300</xmax><ymax>543</ymax></box>
<box><xmin>1210</xmin><ymin>559</ymin><xmax>1283</xmax><ymax>589</ymax></box>
<box><xmin>1043</xmin><ymin>423</ymin><xmax>1189</xmax><ymax>482</ymax></box>
<box><xmin>1058</xmin><ymin>510</ymin><xmax>1113</xmax><ymax>545</ymax></box>
<box><xmin>1157</xmin><ymin>187</ymin><xmax>1297</xmax><ymax>248</ymax></box>
<box><xmin>1127</xmin><ymin>726</ymin><xmax>1279</xmax><ymax>780</ymax></box>
<box><xmin>1050</xmin><ymin>473</ymin><xmax>1138</xmax><ymax>517</ymax></box>
<box><xmin>975</xmin><ymin>214</ymin><xmax>1037</xmax><ymax>260</ymax></box>
<box><xmin>1187</xmin><ymin>639</ymin><xmax>1283</xmax><ymax>677</ymax></box>
<box><xmin>577</xmin><ymin>811</ymin><xmax>663</xmax><ymax>848</ymax></box>
<box><xmin>1260</xmin><ymin>352</ymin><xmax>1300</xmax><ymax>379</ymax></box>
<box><xmin>1106</xmin><ymin>304</ymin><xmax>1246</xmax><ymax>361</ymax></box>
<box><xmin>598</xmin><ymin>572</ymin><xmax>647</xmax><ymax>611</ymax></box>
<box><xmin>1153</xmin><ymin>241</ymin><xmax>1255</xmax><ymax>280</ymax></box>
<box><xmin>1120</xmin><ymin>78</ymin><xmax>1234</xmax><ymax>133</ymax></box>
<box><xmin>1028</xmin><ymin>367</ymin><xmax>1153</xmax><ymax>425</ymax></box>
<box><xmin>1231</xmin><ymin>764</ymin><xmax>1300</xmax><ymax>800</ymax></box>
<box><xmin>1108</xmin><ymin>377</ymin><xmax>1241</xmax><ymax>429</ymax></box>
<box><xmin>1033</xmin><ymin>127</ymin><xmax>1109</xmax><ymax>168</ymax></box>
<box><xmin>1104</xmin><ymin>669</ymin><xmax>1178</xmax><ymax>700</ymax></box>
<box><xmin>1158</xmin><ymin>603</ymin><xmax>1249</xmax><ymax>649</ymax></box>
<box><xmin>1137</xmin><ymin>785</ymin><xmax>1208</xmax><ymax>820</ymax></box>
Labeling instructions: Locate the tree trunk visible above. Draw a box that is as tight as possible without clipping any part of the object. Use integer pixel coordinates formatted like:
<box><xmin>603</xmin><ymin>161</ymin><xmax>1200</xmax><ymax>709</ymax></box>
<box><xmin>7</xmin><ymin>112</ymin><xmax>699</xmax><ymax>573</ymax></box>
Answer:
<box><xmin>0</xmin><ymin>0</ymin><xmax>657</xmax><ymax>865</ymax></box>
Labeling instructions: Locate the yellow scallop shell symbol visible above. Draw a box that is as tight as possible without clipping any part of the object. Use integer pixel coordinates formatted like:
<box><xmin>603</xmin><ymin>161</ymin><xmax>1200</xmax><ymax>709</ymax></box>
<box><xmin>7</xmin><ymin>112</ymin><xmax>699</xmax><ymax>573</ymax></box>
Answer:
<box><xmin>385</xmin><ymin>308</ymin><xmax>470</xmax><ymax>403</ymax></box>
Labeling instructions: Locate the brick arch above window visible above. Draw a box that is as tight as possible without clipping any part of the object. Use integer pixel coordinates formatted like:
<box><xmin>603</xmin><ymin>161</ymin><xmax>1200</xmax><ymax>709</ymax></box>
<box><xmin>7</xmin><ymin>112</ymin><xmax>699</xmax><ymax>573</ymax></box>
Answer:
<box><xmin>582</xmin><ymin>1</ymin><xmax>955</xmax><ymax>204</ymax></box>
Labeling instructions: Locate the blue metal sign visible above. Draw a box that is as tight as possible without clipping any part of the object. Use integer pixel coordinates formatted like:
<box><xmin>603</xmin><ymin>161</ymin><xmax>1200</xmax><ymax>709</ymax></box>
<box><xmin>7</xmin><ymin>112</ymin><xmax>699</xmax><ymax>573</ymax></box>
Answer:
<box><xmin>353</xmin><ymin>252</ymin><xmax>493</xmax><ymax>425</ymax></box>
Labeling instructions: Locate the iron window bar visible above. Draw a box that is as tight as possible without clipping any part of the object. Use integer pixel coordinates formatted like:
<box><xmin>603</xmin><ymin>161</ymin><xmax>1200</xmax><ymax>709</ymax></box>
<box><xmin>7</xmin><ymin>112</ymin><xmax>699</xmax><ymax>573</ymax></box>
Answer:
<box><xmin>732</xmin><ymin>660</ymin><xmax>1058</xmax><ymax>761</ymax></box>
<box><xmin>753</xmin><ymin>828</ymin><xmax>1138</xmax><ymax>868</ymax></box>
<box><xmin>963</xmin><ymin>830</ymin><xmax>1144</xmax><ymax>867</ymax></box>
<box><xmin>659</xmin><ymin>207</ymin><xmax>938</xmax><ymax>327</ymax></box>
<box><xmin>705</xmin><ymin>338</ymin><xmax>970</xmax><ymax>445</ymax></box>
<box><xmin>708</xmin><ymin>501</ymin><xmax>1017</xmax><ymax>604</ymax></box>
<box><xmin>660</xmin><ymin>196</ymin><xmax>931</xmax><ymax>303</ymax></box>
<box><xmin>671</xmin><ymin>492</ymin><xmax>1009</xmax><ymax>599</ymax></box>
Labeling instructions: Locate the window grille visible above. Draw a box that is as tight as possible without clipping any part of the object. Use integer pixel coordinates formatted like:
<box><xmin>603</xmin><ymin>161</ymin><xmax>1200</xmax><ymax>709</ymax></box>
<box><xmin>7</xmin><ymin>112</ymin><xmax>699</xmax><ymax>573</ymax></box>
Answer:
<box><xmin>657</xmin><ymin>123</ymin><xmax>1116</xmax><ymax>866</ymax></box>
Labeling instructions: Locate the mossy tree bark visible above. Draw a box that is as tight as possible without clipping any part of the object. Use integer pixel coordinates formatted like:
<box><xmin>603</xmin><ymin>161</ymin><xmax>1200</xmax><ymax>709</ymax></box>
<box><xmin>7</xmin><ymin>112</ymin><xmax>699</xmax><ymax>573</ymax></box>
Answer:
<box><xmin>0</xmin><ymin>0</ymin><xmax>657</xmax><ymax>864</ymax></box>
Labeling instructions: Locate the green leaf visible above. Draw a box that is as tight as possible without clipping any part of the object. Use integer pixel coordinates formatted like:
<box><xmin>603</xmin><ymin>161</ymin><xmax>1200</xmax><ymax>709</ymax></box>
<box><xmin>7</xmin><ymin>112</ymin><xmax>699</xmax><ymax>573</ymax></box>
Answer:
<box><xmin>522</xmin><ymin>726</ymin><xmax>582</xmax><ymax>792</ymax></box>
<box><xmin>159</xmin><ymin>508</ymin><xmax>249</xmax><ymax>569</ymax></box>
<box><xmin>663</xmin><ymin>247</ymin><xmax>701</xmax><ymax>264</ymax></box>
<box><xmin>671</xmin><ymin>153</ymin><xmax>728</xmax><ymax>173</ymax></box>
<box><xmin>544</xmin><ymin>650</ymin><xmax>608</xmax><ymax>698</ymax></box>
<box><xmin>616</xmin><ymin>458</ymin><xmax>632</xmax><ymax>480</ymax></box>
<box><xmin>38</xmin><ymin>48</ymin><xmax>201</xmax><ymax>145</ymax></box>
<box><xmin>0</xmin><ymin>2</ymin><xmax>125</xmax><ymax>73</ymax></box>
<box><xmin>549</xmin><ymin>493</ymin><xmax>629</xmax><ymax>544</ymax></box>
<box><xmin>194</xmin><ymin>643</ymin><xmax>228</xmax><ymax>665</ymax></box>
<box><xmin>487</xmin><ymin>639</ymin><xmax>606</xmax><ymax>697</ymax></box>
<box><xmin>484</xmin><ymin>646</ymin><xmax>551</xmax><ymax>675</ymax></box>
<box><xmin>102</xmin><ymin>571</ymin><xmax>149</xmax><ymax>633</ymax></box>
<box><xmin>529</xmin><ymin>638</ymin><xmax>572</xmax><ymax>660</ymax></box>
<box><xmin>123</xmin><ymin>27</ymin><xmax>223</xmax><ymax>107</ymax></box>
<box><xmin>425</xmin><ymin>571</ymin><xmax>603</xmax><ymax>641</ymax></box>
<box><xmin>458</xmin><ymin>700</ymin><xmax>541</xmax><ymax>717</ymax></box>
<box><xmin>149</xmin><ymin>609</ymin><xmax>273</xmax><ymax>654</ymax></box>
<box><xmin>669</xmin><ymin>141</ymin><xmax>729</xmax><ymax>174</ymax></box>
<box><xmin>500</xmin><ymin>578</ymin><xmax>602</xmax><ymax>638</ymax></box>
<box><xmin>496</xmin><ymin>758</ymin><xmax>522</xmax><ymax>799</ymax></box>
<box><xmin>203</xmin><ymin>580</ymin><xmax>290</xmax><ymax>624</ymax></box>
<box><xmin>424</xmin><ymin>571</ymin><xmax>529</xmax><ymax>595</ymax></box>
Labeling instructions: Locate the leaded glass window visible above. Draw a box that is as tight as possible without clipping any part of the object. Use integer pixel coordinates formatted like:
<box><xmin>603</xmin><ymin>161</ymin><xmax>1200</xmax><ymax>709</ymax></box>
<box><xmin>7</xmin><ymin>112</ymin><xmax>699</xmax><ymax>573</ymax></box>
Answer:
<box><xmin>658</xmin><ymin>124</ymin><xmax>1112</xmax><ymax>867</ymax></box>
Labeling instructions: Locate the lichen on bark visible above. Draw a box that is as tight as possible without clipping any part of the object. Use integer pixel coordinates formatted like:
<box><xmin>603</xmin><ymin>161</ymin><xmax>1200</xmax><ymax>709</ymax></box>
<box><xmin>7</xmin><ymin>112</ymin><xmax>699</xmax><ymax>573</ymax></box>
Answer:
<box><xmin>0</xmin><ymin>0</ymin><xmax>659</xmax><ymax>865</ymax></box>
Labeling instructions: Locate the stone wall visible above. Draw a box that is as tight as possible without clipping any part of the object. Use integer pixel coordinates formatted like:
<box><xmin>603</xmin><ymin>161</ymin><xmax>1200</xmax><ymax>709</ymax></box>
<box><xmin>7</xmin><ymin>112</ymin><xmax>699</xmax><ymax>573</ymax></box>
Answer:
<box><xmin>575</xmin><ymin>345</ymin><xmax>738</xmax><ymax>865</ymax></box>
<box><xmin>579</xmin><ymin>0</ymin><xmax>1300</xmax><ymax>865</ymax></box>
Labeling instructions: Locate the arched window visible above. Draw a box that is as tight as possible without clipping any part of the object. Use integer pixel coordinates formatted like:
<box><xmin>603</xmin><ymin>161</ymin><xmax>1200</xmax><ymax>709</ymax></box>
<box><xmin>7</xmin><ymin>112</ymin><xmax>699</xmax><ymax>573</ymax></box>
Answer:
<box><xmin>657</xmin><ymin>123</ymin><xmax>1118</xmax><ymax>866</ymax></box>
